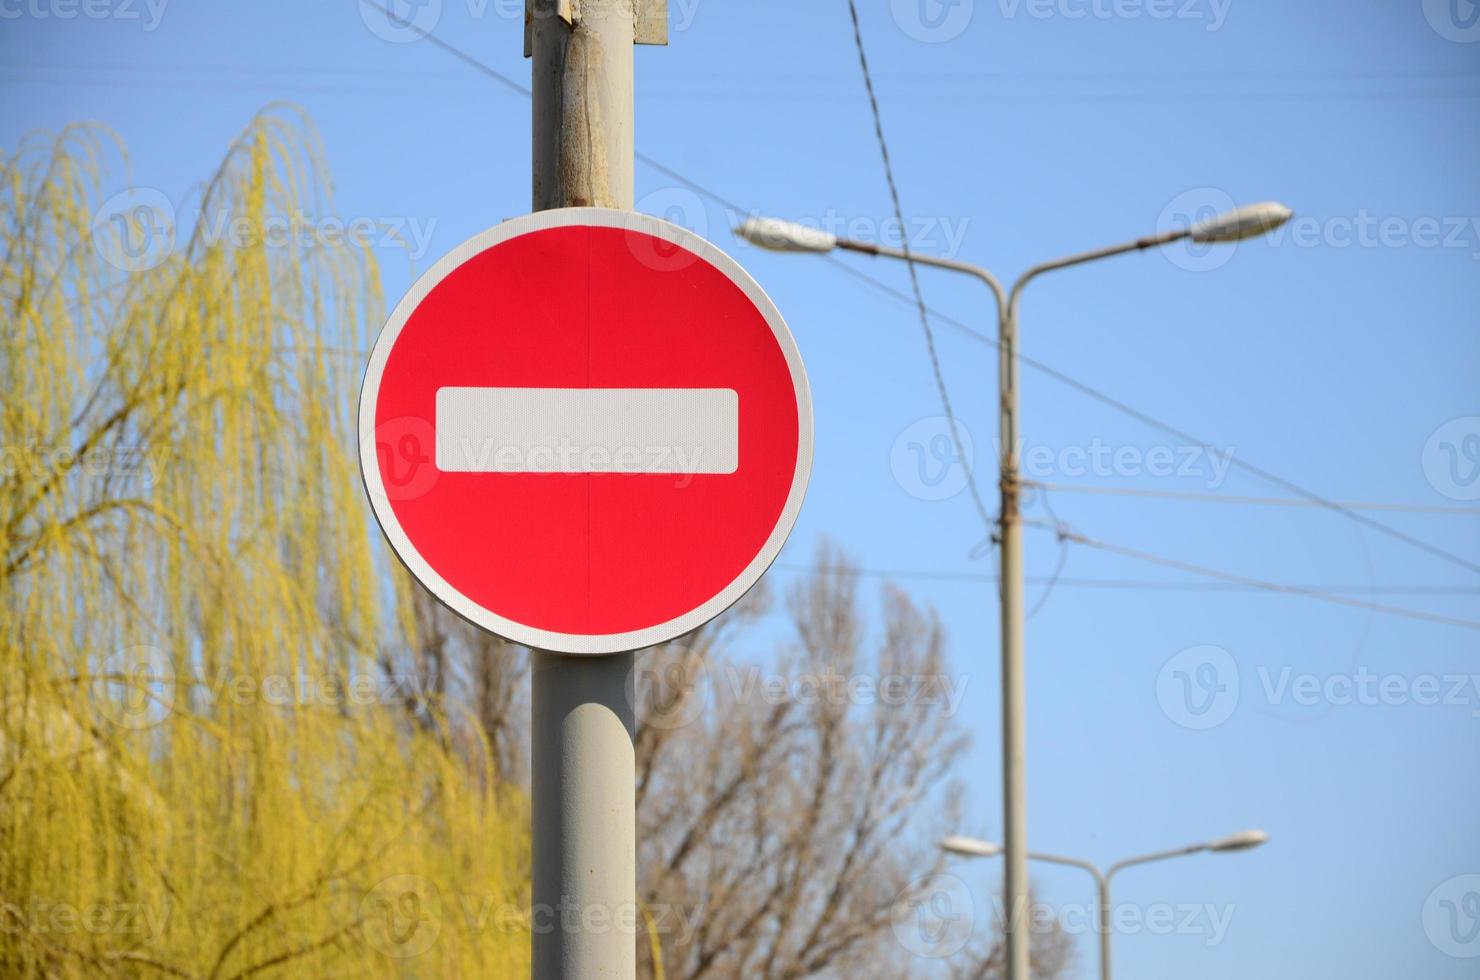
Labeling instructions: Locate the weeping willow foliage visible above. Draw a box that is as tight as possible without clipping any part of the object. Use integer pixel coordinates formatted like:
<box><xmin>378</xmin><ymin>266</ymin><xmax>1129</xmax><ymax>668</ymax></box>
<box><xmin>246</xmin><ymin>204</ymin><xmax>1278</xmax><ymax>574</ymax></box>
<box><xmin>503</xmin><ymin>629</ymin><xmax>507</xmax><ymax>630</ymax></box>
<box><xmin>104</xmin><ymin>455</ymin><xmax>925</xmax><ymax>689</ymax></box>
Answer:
<box><xmin>1</xmin><ymin>109</ymin><xmax>529</xmax><ymax>978</ymax></box>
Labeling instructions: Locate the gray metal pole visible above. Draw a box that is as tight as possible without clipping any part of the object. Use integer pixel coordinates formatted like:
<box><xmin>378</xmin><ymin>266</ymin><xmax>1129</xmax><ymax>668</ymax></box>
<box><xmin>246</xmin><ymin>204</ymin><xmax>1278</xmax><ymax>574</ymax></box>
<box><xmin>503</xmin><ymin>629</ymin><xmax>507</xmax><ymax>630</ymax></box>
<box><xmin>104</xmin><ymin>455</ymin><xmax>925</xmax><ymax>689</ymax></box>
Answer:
<box><xmin>835</xmin><ymin>235</ymin><xmax>1203</xmax><ymax>980</ymax></box>
<box><xmin>999</xmin><ymin>303</ymin><xmax>1029</xmax><ymax>980</ymax></box>
<box><xmin>529</xmin><ymin>2</ymin><xmax>638</xmax><ymax>977</ymax></box>
<box><xmin>1097</xmin><ymin>872</ymin><xmax>1112</xmax><ymax>980</ymax></box>
<box><xmin>1034</xmin><ymin>855</ymin><xmax>1110</xmax><ymax>980</ymax></box>
<box><xmin>952</xmin><ymin>847</ymin><xmax>1110</xmax><ymax>980</ymax></box>
<box><xmin>996</xmin><ymin>234</ymin><xmax>1184</xmax><ymax>980</ymax></box>
<box><xmin>836</xmin><ymin>237</ymin><xmax>1032</xmax><ymax>978</ymax></box>
<box><xmin>531</xmin><ymin>653</ymin><xmax>637</xmax><ymax>978</ymax></box>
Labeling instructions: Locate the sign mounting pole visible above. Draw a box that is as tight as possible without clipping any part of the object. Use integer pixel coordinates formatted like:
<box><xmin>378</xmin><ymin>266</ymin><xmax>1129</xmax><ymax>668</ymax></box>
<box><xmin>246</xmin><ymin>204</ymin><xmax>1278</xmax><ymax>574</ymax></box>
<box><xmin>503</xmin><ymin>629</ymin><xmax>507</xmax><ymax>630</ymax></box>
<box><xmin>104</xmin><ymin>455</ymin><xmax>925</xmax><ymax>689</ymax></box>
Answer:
<box><xmin>527</xmin><ymin>2</ymin><xmax>662</xmax><ymax>977</ymax></box>
<box><xmin>362</xmin><ymin>15</ymin><xmax>808</xmax><ymax>980</ymax></box>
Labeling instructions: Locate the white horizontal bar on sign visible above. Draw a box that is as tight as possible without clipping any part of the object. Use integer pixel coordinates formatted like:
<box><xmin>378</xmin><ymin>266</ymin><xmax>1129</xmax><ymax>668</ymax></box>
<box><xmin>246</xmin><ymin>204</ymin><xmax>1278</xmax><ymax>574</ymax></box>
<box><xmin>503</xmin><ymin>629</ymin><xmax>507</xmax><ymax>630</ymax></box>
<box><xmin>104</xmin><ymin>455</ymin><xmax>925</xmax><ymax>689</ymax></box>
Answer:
<box><xmin>435</xmin><ymin>387</ymin><xmax>739</xmax><ymax>475</ymax></box>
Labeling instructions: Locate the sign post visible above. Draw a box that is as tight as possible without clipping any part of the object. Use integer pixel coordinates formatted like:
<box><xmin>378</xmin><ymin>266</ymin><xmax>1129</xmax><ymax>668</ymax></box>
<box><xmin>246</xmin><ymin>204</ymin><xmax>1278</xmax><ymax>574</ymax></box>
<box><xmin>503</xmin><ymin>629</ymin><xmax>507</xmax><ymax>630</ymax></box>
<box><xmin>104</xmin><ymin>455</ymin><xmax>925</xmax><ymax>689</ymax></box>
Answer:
<box><xmin>360</xmin><ymin>209</ymin><xmax>812</xmax><ymax>975</ymax></box>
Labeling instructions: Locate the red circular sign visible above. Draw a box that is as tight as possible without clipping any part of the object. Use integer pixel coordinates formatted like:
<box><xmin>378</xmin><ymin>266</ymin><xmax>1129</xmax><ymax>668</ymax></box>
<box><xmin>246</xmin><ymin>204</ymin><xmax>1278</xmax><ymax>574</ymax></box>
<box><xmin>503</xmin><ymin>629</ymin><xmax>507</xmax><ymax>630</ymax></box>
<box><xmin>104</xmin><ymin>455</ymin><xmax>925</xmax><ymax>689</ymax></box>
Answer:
<box><xmin>360</xmin><ymin>209</ymin><xmax>812</xmax><ymax>655</ymax></box>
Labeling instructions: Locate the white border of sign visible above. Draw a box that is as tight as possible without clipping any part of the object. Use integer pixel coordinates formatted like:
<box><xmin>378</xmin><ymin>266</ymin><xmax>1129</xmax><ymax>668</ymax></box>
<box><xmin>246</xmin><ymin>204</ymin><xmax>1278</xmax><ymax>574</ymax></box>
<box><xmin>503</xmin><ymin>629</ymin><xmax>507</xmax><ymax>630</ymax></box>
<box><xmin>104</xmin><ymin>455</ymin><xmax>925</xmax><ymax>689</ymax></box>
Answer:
<box><xmin>359</xmin><ymin>208</ymin><xmax>814</xmax><ymax>656</ymax></box>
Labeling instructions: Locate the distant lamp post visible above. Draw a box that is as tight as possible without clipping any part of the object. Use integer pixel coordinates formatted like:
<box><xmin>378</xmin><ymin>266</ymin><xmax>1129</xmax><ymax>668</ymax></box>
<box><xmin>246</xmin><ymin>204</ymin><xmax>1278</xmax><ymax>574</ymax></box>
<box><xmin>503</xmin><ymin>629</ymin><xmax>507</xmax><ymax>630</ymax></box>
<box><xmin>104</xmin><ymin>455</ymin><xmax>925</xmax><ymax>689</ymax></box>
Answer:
<box><xmin>740</xmin><ymin>203</ymin><xmax>1290</xmax><ymax>980</ymax></box>
<box><xmin>939</xmin><ymin>830</ymin><xmax>1269</xmax><ymax>980</ymax></box>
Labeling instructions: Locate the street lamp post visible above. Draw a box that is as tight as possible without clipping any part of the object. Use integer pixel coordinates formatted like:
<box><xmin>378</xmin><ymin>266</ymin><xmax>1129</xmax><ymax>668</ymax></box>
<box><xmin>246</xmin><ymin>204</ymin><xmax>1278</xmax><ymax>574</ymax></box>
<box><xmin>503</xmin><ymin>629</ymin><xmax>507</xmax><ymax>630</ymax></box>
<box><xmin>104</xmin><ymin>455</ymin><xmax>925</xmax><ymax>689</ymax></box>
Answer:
<box><xmin>738</xmin><ymin>204</ymin><xmax>1290</xmax><ymax>980</ymax></box>
<box><xmin>940</xmin><ymin>830</ymin><xmax>1269</xmax><ymax>980</ymax></box>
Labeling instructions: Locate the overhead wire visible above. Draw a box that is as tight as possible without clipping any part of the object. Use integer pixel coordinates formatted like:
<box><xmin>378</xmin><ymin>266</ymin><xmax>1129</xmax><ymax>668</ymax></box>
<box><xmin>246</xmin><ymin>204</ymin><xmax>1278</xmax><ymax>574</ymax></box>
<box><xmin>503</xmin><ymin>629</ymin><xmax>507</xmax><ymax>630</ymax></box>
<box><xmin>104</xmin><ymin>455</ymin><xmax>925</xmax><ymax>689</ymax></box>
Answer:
<box><xmin>837</xmin><ymin>0</ymin><xmax>1001</xmax><ymax>553</ymax></box>
<box><xmin>1035</xmin><ymin>522</ymin><xmax>1480</xmax><ymax>632</ymax></box>
<box><xmin>346</xmin><ymin>0</ymin><xmax>1480</xmax><ymax>601</ymax></box>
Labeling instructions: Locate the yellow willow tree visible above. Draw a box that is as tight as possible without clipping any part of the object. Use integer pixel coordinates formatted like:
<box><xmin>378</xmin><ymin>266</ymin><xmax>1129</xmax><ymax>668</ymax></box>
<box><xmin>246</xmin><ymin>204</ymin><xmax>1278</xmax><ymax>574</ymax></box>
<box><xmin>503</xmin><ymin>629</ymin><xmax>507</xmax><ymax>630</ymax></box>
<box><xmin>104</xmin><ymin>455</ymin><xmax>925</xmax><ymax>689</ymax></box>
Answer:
<box><xmin>1</xmin><ymin>109</ymin><xmax>528</xmax><ymax>977</ymax></box>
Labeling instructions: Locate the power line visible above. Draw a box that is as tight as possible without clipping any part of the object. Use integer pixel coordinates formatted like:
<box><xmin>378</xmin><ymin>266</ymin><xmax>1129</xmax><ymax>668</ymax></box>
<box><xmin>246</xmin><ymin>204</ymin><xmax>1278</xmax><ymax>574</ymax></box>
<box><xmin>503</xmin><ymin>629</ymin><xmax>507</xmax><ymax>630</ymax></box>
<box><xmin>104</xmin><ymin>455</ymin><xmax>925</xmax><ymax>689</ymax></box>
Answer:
<box><xmin>1023</xmin><ymin>481</ymin><xmax>1480</xmax><ymax>516</ymax></box>
<box><xmin>831</xmin><ymin>4</ymin><xmax>1477</xmax><ymax>625</ymax></box>
<box><xmin>13</xmin><ymin>61</ymin><xmax>1480</xmax><ymax>82</ymax></box>
<box><xmin>347</xmin><ymin>0</ymin><xmax>1480</xmax><ymax>583</ymax></box>
<box><xmin>1042</xmin><ymin>524</ymin><xmax>1480</xmax><ymax>632</ymax></box>
<box><xmin>816</xmin><ymin>259</ymin><xmax>1480</xmax><ymax>578</ymax></box>
<box><xmin>357</xmin><ymin>0</ymin><xmax>533</xmax><ymax>97</ymax></box>
<box><xmin>1016</xmin><ymin>368</ymin><xmax>1480</xmax><ymax>578</ymax></box>
<box><xmin>10</xmin><ymin>74</ymin><xmax>1476</xmax><ymax>103</ymax></box>
<box><xmin>1028</xmin><ymin>487</ymin><xmax>1071</xmax><ymax>617</ymax></box>
<box><xmin>0</xmin><ymin>74</ymin><xmax>521</xmax><ymax>98</ymax></box>
<box><xmin>9</xmin><ymin>61</ymin><xmax>1478</xmax><ymax>104</ymax></box>
<box><xmin>769</xmin><ymin>561</ymin><xmax>1480</xmax><ymax>596</ymax></box>
<box><xmin>842</xmin><ymin>0</ymin><xmax>1000</xmax><ymax>554</ymax></box>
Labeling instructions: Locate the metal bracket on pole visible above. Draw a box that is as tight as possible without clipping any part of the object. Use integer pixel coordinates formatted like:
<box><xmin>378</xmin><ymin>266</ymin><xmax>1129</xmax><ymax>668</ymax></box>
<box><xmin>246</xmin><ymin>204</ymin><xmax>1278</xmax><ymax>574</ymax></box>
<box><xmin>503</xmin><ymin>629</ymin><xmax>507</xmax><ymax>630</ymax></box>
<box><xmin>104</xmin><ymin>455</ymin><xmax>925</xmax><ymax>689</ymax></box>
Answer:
<box><xmin>635</xmin><ymin>0</ymin><xmax>668</xmax><ymax>45</ymax></box>
<box><xmin>527</xmin><ymin>0</ymin><xmax>664</xmax><ymax>56</ymax></box>
<box><xmin>525</xmin><ymin>0</ymin><xmax>579</xmax><ymax>57</ymax></box>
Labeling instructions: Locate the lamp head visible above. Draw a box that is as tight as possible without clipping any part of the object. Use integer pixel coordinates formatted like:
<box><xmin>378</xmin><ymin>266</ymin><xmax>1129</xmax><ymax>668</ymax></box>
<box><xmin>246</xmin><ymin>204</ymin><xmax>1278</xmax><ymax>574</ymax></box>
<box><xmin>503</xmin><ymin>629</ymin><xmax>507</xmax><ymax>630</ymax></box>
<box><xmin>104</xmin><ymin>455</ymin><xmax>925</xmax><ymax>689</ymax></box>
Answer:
<box><xmin>1189</xmin><ymin>202</ymin><xmax>1293</xmax><ymax>244</ymax></box>
<box><xmin>735</xmin><ymin>216</ymin><xmax>838</xmax><ymax>254</ymax></box>
<box><xmin>1208</xmin><ymin>829</ymin><xmax>1270</xmax><ymax>853</ymax></box>
<box><xmin>939</xmin><ymin>836</ymin><xmax>1003</xmax><ymax>859</ymax></box>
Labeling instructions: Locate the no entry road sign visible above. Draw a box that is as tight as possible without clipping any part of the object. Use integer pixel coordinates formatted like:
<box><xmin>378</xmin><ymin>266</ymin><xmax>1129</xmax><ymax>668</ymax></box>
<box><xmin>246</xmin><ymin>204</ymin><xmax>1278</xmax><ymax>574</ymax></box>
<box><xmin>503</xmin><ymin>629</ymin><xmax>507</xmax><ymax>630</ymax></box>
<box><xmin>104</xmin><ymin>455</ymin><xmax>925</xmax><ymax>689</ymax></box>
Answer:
<box><xmin>359</xmin><ymin>208</ymin><xmax>813</xmax><ymax>655</ymax></box>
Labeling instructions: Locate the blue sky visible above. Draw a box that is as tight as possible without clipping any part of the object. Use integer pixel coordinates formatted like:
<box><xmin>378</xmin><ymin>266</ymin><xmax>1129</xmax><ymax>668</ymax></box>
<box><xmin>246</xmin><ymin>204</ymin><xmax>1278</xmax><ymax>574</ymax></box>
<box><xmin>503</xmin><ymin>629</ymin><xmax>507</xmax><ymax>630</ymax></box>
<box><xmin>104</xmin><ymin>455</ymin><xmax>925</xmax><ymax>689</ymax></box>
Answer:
<box><xmin>4</xmin><ymin>0</ymin><xmax>1478</xmax><ymax>976</ymax></box>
